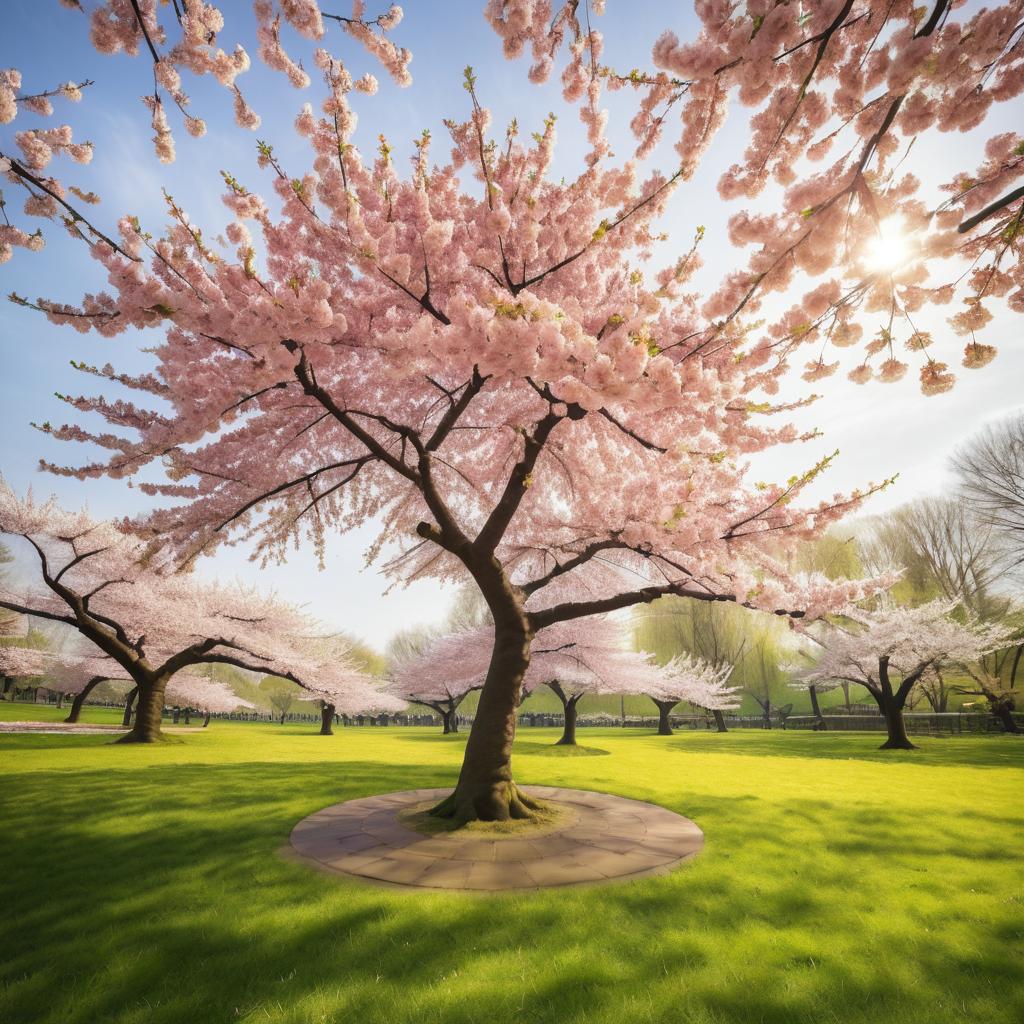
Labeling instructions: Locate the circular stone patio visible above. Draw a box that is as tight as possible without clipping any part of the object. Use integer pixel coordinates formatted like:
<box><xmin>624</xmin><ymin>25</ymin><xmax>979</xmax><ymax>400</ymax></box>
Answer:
<box><xmin>289</xmin><ymin>786</ymin><xmax>704</xmax><ymax>891</ymax></box>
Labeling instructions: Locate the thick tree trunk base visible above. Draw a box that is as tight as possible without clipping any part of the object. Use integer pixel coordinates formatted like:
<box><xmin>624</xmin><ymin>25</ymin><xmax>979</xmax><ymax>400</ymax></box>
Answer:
<box><xmin>429</xmin><ymin>780</ymin><xmax>545</xmax><ymax>824</ymax></box>
<box><xmin>556</xmin><ymin>703</ymin><xmax>578</xmax><ymax>745</ymax></box>
<box><xmin>994</xmin><ymin>707</ymin><xmax>1021</xmax><ymax>734</ymax></box>
<box><xmin>117</xmin><ymin>684</ymin><xmax>165</xmax><ymax>743</ymax></box>
<box><xmin>115</xmin><ymin>730</ymin><xmax>171</xmax><ymax>744</ymax></box>
<box><xmin>652</xmin><ymin>699</ymin><xmax>677</xmax><ymax>736</ymax></box>
<box><xmin>879</xmin><ymin>736</ymin><xmax>917</xmax><ymax>750</ymax></box>
<box><xmin>320</xmin><ymin>705</ymin><xmax>334</xmax><ymax>736</ymax></box>
<box><xmin>878</xmin><ymin>702</ymin><xmax>916</xmax><ymax>750</ymax></box>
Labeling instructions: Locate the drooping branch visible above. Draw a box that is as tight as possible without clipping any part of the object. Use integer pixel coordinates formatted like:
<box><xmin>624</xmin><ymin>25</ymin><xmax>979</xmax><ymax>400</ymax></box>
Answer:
<box><xmin>0</xmin><ymin>156</ymin><xmax>139</xmax><ymax>262</ymax></box>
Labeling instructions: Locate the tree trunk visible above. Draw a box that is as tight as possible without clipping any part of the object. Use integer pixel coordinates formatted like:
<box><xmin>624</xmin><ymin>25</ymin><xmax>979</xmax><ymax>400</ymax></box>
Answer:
<box><xmin>991</xmin><ymin>702</ymin><xmax>1021</xmax><ymax>734</ymax></box>
<box><xmin>0</xmin><ymin>676</ymin><xmax>11</xmax><ymax>700</ymax></box>
<box><xmin>874</xmin><ymin>657</ymin><xmax>917</xmax><ymax>750</ymax></box>
<box><xmin>712</xmin><ymin>708</ymin><xmax>728</xmax><ymax>733</ymax></box>
<box><xmin>556</xmin><ymin>694</ymin><xmax>580</xmax><ymax>746</ymax></box>
<box><xmin>202</xmin><ymin>711</ymin><xmax>211</xmax><ymax>728</ymax></box>
<box><xmin>878</xmin><ymin>696</ymin><xmax>916</xmax><ymax>750</ymax></box>
<box><xmin>441</xmin><ymin>707</ymin><xmax>458</xmax><ymax>734</ymax></box>
<box><xmin>982</xmin><ymin>686</ymin><xmax>1021</xmax><ymax>734</ymax></box>
<box><xmin>808</xmin><ymin>685</ymin><xmax>827</xmax><ymax>730</ymax></box>
<box><xmin>121</xmin><ymin>686</ymin><xmax>139</xmax><ymax>727</ymax></box>
<box><xmin>171</xmin><ymin>707</ymin><xmax>181</xmax><ymax>725</ymax></box>
<box><xmin>117</xmin><ymin>679</ymin><xmax>165</xmax><ymax>743</ymax></box>
<box><xmin>65</xmin><ymin>675</ymin><xmax>104</xmax><ymax>724</ymax></box>
<box><xmin>430</xmin><ymin>614</ymin><xmax>540</xmax><ymax>823</ymax></box>
<box><xmin>652</xmin><ymin>698</ymin><xmax>678</xmax><ymax>736</ymax></box>
<box><xmin>55</xmin><ymin>692</ymin><xmax>65</xmax><ymax>709</ymax></box>
<box><xmin>320</xmin><ymin>703</ymin><xmax>335</xmax><ymax>736</ymax></box>
<box><xmin>841</xmin><ymin>682</ymin><xmax>852</xmax><ymax>713</ymax></box>
<box><xmin>183</xmin><ymin>708</ymin><xmax>191</xmax><ymax>726</ymax></box>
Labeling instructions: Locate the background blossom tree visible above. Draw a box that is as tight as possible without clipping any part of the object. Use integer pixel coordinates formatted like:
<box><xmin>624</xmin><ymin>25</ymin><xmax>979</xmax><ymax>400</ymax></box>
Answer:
<box><xmin>644</xmin><ymin>652</ymin><xmax>740</xmax><ymax>736</ymax></box>
<box><xmin>50</xmin><ymin>651</ymin><xmax>253</xmax><ymax>724</ymax></box>
<box><xmin>388</xmin><ymin>628</ymin><xmax>490</xmax><ymax>734</ymax></box>
<box><xmin>164</xmin><ymin>670</ymin><xmax>257</xmax><ymax>726</ymax></box>
<box><xmin>0</xmin><ymin>483</ymin><xmax>387</xmax><ymax>741</ymax></box>
<box><xmin>291</xmin><ymin>644</ymin><xmax>405</xmax><ymax>735</ymax></box>
<box><xmin>0</xmin><ymin>644</ymin><xmax>52</xmax><ymax>700</ymax></box>
<box><xmin>795</xmin><ymin>599</ymin><xmax>1009</xmax><ymax>749</ymax></box>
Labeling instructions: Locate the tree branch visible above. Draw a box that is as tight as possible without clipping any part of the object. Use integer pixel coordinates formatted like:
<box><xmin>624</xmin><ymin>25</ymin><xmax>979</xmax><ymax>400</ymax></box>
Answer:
<box><xmin>530</xmin><ymin>584</ymin><xmax>806</xmax><ymax>629</ymax></box>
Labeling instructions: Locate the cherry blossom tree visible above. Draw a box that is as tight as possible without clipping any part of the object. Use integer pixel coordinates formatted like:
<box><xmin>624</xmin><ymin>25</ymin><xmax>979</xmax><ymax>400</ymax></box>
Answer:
<box><xmin>165</xmin><ymin>671</ymin><xmax>257</xmax><ymax>726</ymax></box>
<box><xmin>0</xmin><ymin>482</ymin><xmax>385</xmax><ymax>742</ymax></box>
<box><xmin>786</xmin><ymin>652</ymin><xmax>843</xmax><ymax>729</ymax></box>
<box><xmin>6</xmin><ymin>0</ymin><xmax>1019</xmax><ymax>819</ymax></box>
<box><xmin>48</xmin><ymin>651</ymin><xmax>115</xmax><ymax>722</ymax></box>
<box><xmin>50</xmin><ymin>651</ymin><xmax>251</xmax><ymax>724</ymax></box>
<box><xmin>950</xmin><ymin>620</ymin><xmax>1024</xmax><ymax>734</ymax></box>
<box><xmin>528</xmin><ymin>618</ymin><xmax>666</xmax><ymax>746</ymax></box>
<box><xmin>0</xmin><ymin>644</ymin><xmax>52</xmax><ymax>699</ymax></box>
<box><xmin>294</xmin><ymin>656</ymin><xmax>405</xmax><ymax>735</ymax></box>
<box><xmin>388</xmin><ymin>628</ymin><xmax>490</xmax><ymax>734</ymax></box>
<box><xmin>795</xmin><ymin>599</ymin><xmax>1009</xmax><ymax>748</ymax></box>
<box><xmin>16</xmin><ymin>66</ymin><xmax>881</xmax><ymax>820</ymax></box>
<box><xmin>645</xmin><ymin>652</ymin><xmax>741</xmax><ymax>736</ymax></box>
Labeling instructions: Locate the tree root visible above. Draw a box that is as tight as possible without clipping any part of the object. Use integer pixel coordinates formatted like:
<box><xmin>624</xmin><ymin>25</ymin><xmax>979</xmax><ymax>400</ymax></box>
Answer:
<box><xmin>878</xmin><ymin>737</ymin><xmax>917</xmax><ymax>750</ymax></box>
<box><xmin>429</xmin><ymin>780</ymin><xmax>545</xmax><ymax>824</ymax></box>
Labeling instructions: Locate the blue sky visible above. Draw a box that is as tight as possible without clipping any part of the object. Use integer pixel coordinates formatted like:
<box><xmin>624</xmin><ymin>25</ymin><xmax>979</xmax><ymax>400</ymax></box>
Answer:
<box><xmin>1</xmin><ymin>1</ymin><xmax>1021</xmax><ymax>649</ymax></box>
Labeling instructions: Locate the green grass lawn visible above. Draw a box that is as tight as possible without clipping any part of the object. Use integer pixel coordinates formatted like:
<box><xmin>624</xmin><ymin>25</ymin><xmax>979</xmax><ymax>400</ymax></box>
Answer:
<box><xmin>1</xmin><ymin>703</ymin><xmax>1021</xmax><ymax>1024</ymax></box>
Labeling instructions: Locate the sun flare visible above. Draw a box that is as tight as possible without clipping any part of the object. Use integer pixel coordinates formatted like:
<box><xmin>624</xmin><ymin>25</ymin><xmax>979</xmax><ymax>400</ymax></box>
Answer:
<box><xmin>864</xmin><ymin>216</ymin><xmax>915</xmax><ymax>273</ymax></box>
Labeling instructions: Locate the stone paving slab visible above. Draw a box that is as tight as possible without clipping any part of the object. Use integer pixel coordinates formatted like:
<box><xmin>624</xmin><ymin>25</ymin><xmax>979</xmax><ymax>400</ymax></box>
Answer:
<box><xmin>290</xmin><ymin>786</ymin><xmax>704</xmax><ymax>891</ymax></box>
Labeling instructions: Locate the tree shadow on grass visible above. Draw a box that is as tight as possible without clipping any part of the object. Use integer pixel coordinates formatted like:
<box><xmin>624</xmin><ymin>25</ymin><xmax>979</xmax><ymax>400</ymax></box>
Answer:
<box><xmin>1</xmin><ymin>756</ymin><xmax>1022</xmax><ymax>1024</ymax></box>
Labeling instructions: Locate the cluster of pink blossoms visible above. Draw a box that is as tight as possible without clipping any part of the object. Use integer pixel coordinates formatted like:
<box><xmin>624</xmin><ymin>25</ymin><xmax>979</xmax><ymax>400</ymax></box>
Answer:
<box><xmin>0</xmin><ymin>66</ymin><xmax>94</xmax><ymax>263</ymax></box>
<box><xmin>55</xmin><ymin>1</ymin><xmax>410</xmax><ymax>163</ymax></box>
<box><xmin>488</xmin><ymin>0</ymin><xmax>1024</xmax><ymax>391</ymax></box>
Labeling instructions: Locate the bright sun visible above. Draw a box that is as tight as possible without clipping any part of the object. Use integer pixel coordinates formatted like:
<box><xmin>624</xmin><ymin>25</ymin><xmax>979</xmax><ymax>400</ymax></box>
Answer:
<box><xmin>864</xmin><ymin>216</ymin><xmax>915</xmax><ymax>273</ymax></box>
